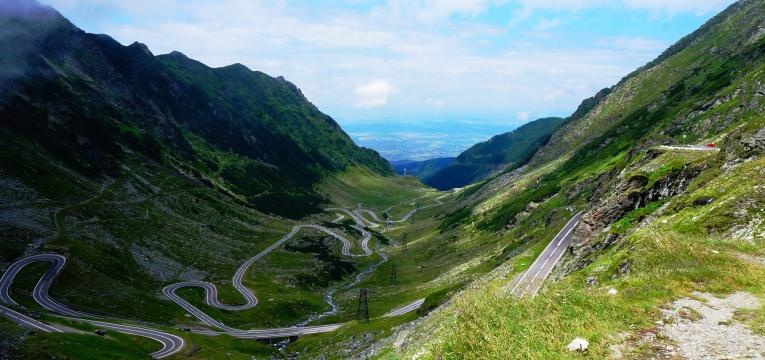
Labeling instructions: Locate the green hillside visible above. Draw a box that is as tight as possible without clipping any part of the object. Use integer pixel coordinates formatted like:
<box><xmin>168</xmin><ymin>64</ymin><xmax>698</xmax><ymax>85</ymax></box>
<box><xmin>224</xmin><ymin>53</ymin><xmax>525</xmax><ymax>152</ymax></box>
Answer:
<box><xmin>371</xmin><ymin>0</ymin><xmax>765</xmax><ymax>358</ymax></box>
<box><xmin>0</xmin><ymin>2</ymin><xmax>389</xmax><ymax>219</ymax></box>
<box><xmin>423</xmin><ymin>117</ymin><xmax>565</xmax><ymax>190</ymax></box>
<box><xmin>0</xmin><ymin>2</ymin><xmax>439</xmax><ymax>358</ymax></box>
<box><xmin>390</xmin><ymin>157</ymin><xmax>455</xmax><ymax>180</ymax></box>
<box><xmin>2</xmin><ymin>0</ymin><xmax>765</xmax><ymax>359</ymax></box>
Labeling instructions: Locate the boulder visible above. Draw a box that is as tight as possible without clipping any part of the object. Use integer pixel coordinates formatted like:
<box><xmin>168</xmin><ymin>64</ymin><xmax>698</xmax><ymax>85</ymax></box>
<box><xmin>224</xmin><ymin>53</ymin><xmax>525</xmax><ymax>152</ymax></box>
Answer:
<box><xmin>693</xmin><ymin>197</ymin><xmax>715</xmax><ymax>206</ymax></box>
<box><xmin>618</xmin><ymin>260</ymin><xmax>631</xmax><ymax>275</ymax></box>
<box><xmin>567</xmin><ymin>337</ymin><xmax>589</xmax><ymax>352</ymax></box>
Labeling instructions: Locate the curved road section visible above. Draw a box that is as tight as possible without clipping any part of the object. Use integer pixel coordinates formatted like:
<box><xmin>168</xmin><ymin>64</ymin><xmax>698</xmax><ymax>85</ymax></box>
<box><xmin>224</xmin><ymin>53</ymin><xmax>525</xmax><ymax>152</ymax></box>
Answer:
<box><xmin>0</xmin><ymin>254</ymin><xmax>184</xmax><ymax>359</ymax></box>
<box><xmin>0</xmin><ymin>196</ymin><xmax>450</xmax><ymax>356</ymax></box>
<box><xmin>162</xmin><ymin>223</ymin><xmax>375</xmax><ymax>333</ymax></box>
<box><xmin>353</xmin><ymin>189</ymin><xmax>460</xmax><ymax>225</ymax></box>
<box><xmin>163</xmin><ymin>195</ymin><xmax>460</xmax><ymax>334</ymax></box>
<box><xmin>510</xmin><ymin>212</ymin><xmax>583</xmax><ymax>298</ymax></box>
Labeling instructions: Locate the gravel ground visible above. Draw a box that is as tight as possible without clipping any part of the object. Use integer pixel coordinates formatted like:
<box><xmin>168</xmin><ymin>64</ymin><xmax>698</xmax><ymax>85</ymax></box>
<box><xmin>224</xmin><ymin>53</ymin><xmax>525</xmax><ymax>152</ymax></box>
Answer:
<box><xmin>660</xmin><ymin>291</ymin><xmax>764</xmax><ymax>359</ymax></box>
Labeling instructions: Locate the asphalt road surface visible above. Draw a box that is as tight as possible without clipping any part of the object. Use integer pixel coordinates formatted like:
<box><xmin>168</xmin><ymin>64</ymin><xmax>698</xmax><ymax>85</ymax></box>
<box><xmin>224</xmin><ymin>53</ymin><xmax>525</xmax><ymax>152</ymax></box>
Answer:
<box><xmin>162</xmin><ymin>197</ymin><xmax>444</xmax><ymax>336</ymax></box>
<box><xmin>355</xmin><ymin>188</ymin><xmax>460</xmax><ymax>225</ymax></box>
<box><xmin>510</xmin><ymin>212</ymin><xmax>583</xmax><ymax>298</ymax></box>
<box><xmin>383</xmin><ymin>298</ymin><xmax>425</xmax><ymax>317</ymax></box>
<box><xmin>193</xmin><ymin>323</ymin><xmax>346</xmax><ymax>339</ymax></box>
<box><xmin>0</xmin><ymin>197</ymin><xmax>445</xmax><ymax>356</ymax></box>
<box><xmin>657</xmin><ymin>145</ymin><xmax>720</xmax><ymax>152</ymax></box>
<box><xmin>0</xmin><ymin>303</ymin><xmax>61</xmax><ymax>333</ymax></box>
<box><xmin>162</xmin><ymin>222</ymin><xmax>376</xmax><ymax>332</ymax></box>
<box><xmin>0</xmin><ymin>254</ymin><xmax>184</xmax><ymax>358</ymax></box>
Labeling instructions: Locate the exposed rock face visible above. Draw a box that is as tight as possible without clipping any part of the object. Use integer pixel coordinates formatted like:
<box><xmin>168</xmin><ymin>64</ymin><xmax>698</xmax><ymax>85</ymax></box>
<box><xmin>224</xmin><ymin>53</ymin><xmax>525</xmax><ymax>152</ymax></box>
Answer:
<box><xmin>742</xmin><ymin>127</ymin><xmax>765</xmax><ymax>155</ymax></box>
<box><xmin>724</xmin><ymin>127</ymin><xmax>765</xmax><ymax>170</ymax></box>
<box><xmin>565</xmin><ymin>160</ymin><xmax>703</xmax><ymax>271</ymax></box>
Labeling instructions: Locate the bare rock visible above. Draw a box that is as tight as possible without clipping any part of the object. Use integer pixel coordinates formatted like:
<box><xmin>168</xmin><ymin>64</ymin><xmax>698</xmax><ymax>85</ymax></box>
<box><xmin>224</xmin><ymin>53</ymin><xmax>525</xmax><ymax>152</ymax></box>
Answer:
<box><xmin>618</xmin><ymin>260</ymin><xmax>631</xmax><ymax>275</ymax></box>
<box><xmin>567</xmin><ymin>337</ymin><xmax>589</xmax><ymax>352</ymax></box>
<box><xmin>692</xmin><ymin>197</ymin><xmax>715</xmax><ymax>206</ymax></box>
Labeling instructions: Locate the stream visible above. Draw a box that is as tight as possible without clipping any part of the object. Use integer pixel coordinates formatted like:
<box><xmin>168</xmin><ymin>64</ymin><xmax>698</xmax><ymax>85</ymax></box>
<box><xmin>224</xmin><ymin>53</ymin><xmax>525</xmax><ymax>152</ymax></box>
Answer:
<box><xmin>296</xmin><ymin>248</ymin><xmax>389</xmax><ymax>326</ymax></box>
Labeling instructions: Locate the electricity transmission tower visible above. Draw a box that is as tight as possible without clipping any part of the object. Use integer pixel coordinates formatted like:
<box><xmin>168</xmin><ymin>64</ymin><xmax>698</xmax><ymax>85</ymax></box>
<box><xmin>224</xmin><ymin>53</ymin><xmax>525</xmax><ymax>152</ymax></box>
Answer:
<box><xmin>402</xmin><ymin>233</ymin><xmax>408</xmax><ymax>252</ymax></box>
<box><xmin>356</xmin><ymin>288</ymin><xmax>369</xmax><ymax>323</ymax></box>
<box><xmin>390</xmin><ymin>264</ymin><xmax>397</xmax><ymax>286</ymax></box>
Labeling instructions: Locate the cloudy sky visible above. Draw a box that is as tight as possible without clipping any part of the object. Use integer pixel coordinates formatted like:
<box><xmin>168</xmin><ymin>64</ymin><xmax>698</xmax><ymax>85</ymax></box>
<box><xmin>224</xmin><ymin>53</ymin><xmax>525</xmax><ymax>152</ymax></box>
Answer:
<box><xmin>43</xmin><ymin>0</ymin><xmax>736</xmax><ymax>127</ymax></box>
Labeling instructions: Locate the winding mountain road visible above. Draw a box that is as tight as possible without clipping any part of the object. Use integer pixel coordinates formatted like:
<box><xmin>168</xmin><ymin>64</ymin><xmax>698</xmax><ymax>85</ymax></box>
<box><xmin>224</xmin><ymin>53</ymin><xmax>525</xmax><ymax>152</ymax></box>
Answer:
<box><xmin>162</xmin><ymin>223</ymin><xmax>376</xmax><ymax>333</ymax></box>
<box><xmin>161</xmin><ymin>193</ymin><xmax>462</xmax><ymax>335</ymax></box>
<box><xmin>0</xmin><ymin>254</ymin><xmax>184</xmax><ymax>359</ymax></box>
<box><xmin>0</xmin><ymin>192</ymin><xmax>456</xmax><ymax>357</ymax></box>
<box><xmin>510</xmin><ymin>212</ymin><xmax>583</xmax><ymax>298</ymax></box>
<box><xmin>354</xmin><ymin>189</ymin><xmax>460</xmax><ymax>225</ymax></box>
<box><xmin>192</xmin><ymin>323</ymin><xmax>346</xmax><ymax>339</ymax></box>
<box><xmin>0</xmin><ymin>304</ymin><xmax>61</xmax><ymax>333</ymax></box>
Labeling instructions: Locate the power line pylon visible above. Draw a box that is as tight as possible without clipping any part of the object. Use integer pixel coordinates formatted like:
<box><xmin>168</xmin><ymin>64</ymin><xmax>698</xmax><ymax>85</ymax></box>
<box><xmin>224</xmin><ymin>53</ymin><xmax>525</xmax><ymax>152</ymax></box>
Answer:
<box><xmin>356</xmin><ymin>288</ymin><xmax>369</xmax><ymax>323</ymax></box>
<box><xmin>402</xmin><ymin>233</ymin><xmax>408</xmax><ymax>252</ymax></box>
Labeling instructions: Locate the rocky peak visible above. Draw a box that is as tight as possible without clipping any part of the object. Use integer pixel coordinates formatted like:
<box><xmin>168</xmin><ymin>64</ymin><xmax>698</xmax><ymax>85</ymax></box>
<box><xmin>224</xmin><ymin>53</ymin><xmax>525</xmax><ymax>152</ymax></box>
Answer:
<box><xmin>128</xmin><ymin>41</ymin><xmax>153</xmax><ymax>57</ymax></box>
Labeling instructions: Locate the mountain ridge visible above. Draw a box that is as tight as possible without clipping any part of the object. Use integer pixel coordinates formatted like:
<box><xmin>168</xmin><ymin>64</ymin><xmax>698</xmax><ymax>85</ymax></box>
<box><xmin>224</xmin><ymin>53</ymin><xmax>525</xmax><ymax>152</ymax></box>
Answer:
<box><xmin>0</xmin><ymin>1</ymin><xmax>391</xmax><ymax>217</ymax></box>
<box><xmin>378</xmin><ymin>0</ymin><xmax>765</xmax><ymax>357</ymax></box>
<box><xmin>422</xmin><ymin>116</ymin><xmax>565</xmax><ymax>190</ymax></box>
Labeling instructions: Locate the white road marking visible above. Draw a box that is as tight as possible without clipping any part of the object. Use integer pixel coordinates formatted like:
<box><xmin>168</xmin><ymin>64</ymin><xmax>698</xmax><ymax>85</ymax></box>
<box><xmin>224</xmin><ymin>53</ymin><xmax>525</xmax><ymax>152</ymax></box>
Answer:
<box><xmin>510</xmin><ymin>212</ymin><xmax>582</xmax><ymax>298</ymax></box>
<box><xmin>0</xmin><ymin>191</ymin><xmax>454</xmax><ymax>354</ymax></box>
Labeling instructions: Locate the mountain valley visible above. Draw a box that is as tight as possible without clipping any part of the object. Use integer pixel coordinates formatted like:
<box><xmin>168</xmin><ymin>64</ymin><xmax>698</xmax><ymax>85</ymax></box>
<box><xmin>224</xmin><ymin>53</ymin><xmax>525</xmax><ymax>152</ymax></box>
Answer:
<box><xmin>1</xmin><ymin>0</ymin><xmax>765</xmax><ymax>359</ymax></box>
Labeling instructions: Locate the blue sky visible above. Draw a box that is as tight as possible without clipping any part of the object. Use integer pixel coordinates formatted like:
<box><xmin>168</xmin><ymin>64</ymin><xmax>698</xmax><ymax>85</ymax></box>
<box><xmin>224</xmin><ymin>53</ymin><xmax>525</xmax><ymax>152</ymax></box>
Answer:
<box><xmin>43</xmin><ymin>0</ymin><xmax>735</xmax><ymax>129</ymax></box>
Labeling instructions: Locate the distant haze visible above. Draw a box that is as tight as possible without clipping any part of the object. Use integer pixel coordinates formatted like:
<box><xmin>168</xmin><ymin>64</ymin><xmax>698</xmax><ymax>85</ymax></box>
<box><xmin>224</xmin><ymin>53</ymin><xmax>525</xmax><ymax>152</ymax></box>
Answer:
<box><xmin>344</xmin><ymin>121</ymin><xmax>512</xmax><ymax>161</ymax></box>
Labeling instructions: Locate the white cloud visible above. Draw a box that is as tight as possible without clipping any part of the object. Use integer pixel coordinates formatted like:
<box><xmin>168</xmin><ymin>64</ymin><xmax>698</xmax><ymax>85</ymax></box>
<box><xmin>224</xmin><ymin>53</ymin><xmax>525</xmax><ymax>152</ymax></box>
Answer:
<box><xmin>514</xmin><ymin>0</ymin><xmax>733</xmax><ymax>13</ymax></box>
<box><xmin>374</xmin><ymin>0</ymin><xmax>506</xmax><ymax>23</ymax></box>
<box><xmin>544</xmin><ymin>88</ymin><xmax>567</xmax><ymax>101</ymax></box>
<box><xmin>623</xmin><ymin>0</ymin><xmax>735</xmax><ymax>15</ymax></box>
<box><xmin>425</xmin><ymin>98</ymin><xmax>444</xmax><ymax>107</ymax></box>
<box><xmin>517</xmin><ymin>111</ymin><xmax>530</xmax><ymax>121</ymax></box>
<box><xmin>509</xmin><ymin>0</ymin><xmax>733</xmax><ymax>25</ymax></box>
<box><xmin>597</xmin><ymin>36</ymin><xmax>668</xmax><ymax>52</ymax></box>
<box><xmin>40</xmin><ymin>0</ymin><xmax>734</xmax><ymax>123</ymax></box>
<box><xmin>535</xmin><ymin>18</ymin><xmax>562</xmax><ymax>31</ymax></box>
<box><xmin>354</xmin><ymin>80</ymin><xmax>398</xmax><ymax>107</ymax></box>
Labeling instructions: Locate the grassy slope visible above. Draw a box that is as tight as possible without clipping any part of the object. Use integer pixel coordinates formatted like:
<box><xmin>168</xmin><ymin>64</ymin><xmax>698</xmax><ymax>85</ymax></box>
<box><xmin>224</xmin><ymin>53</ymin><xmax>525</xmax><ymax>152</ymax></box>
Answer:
<box><xmin>318</xmin><ymin>166</ymin><xmax>426</xmax><ymax>211</ymax></box>
<box><xmin>372</xmin><ymin>0</ymin><xmax>765</xmax><ymax>357</ymax></box>
<box><xmin>383</xmin><ymin>150</ymin><xmax>765</xmax><ymax>360</ymax></box>
<box><xmin>288</xmin><ymin>183</ymin><xmax>580</xmax><ymax>358</ymax></box>
<box><xmin>0</xmin><ymin>132</ymin><xmax>434</xmax><ymax>358</ymax></box>
<box><xmin>4</xmin><ymin>2</ymin><xmax>765</xmax><ymax>360</ymax></box>
<box><xmin>423</xmin><ymin>117</ymin><xmax>564</xmax><ymax>190</ymax></box>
